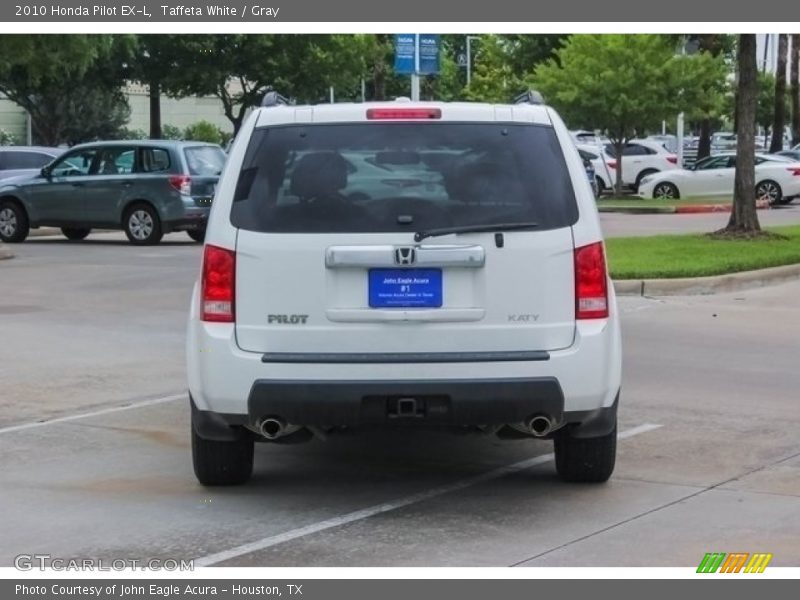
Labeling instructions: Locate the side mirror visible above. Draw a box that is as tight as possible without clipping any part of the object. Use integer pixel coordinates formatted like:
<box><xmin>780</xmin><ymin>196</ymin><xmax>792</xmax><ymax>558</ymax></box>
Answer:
<box><xmin>40</xmin><ymin>166</ymin><xmax>51</xmax><ymax>179</ymax></box>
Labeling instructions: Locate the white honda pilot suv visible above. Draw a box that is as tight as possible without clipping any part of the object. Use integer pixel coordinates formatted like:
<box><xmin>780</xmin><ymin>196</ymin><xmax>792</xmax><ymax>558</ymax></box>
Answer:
<box><xmin>187</xmin><ymin>92</ymin><xmax>622</xmax><ymax>486</ymax></box>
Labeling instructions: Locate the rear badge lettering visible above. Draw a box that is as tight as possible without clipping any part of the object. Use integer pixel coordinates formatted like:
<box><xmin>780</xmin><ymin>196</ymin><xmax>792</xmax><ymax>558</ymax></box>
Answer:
<box><xmin>508</xmin><ymin>314</ymin><xmax>540</xmax><ymax>322</ymax></box>
<box><xmin>268</xmin><ymin>314</ymin><xmax>309</xmax><ymax>325</ymax></box>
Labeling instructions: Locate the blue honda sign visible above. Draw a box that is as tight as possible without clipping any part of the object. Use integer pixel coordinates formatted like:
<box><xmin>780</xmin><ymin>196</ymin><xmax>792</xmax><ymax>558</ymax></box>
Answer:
<box><xmin>394</xmin><ymin>34</ymin><xmax>440</xmax><ymax>75</ymax></box>
<box><xmin>418</xmin><ymin>34</ymin><xmax>440</xmax><ymax>74</ymax></box>
<box><xmin>394</xmin><ymin>34</ymin><xmax>416</xmax><ymax>74</ymax></box>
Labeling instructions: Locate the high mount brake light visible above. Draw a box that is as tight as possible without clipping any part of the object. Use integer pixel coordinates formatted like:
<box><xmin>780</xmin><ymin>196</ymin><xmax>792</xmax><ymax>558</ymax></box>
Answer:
<box><xmin>366</xmin><ymin>108</ymin><xmax>442</xmax><ymax>120</ymax></box>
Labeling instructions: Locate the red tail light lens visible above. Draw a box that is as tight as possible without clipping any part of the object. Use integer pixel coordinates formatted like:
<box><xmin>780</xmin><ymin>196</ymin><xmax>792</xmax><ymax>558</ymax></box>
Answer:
<box><xmin>201</xmin><ymin>245</ymin><xmax>235</xmax><ymax>322</ymax></box>
<box><xmin>366</xmin><ymin>108</ymin><xmax>442</xmax><ymax>120</ymax></box>
<box><xmin>574</xmin><ymin>242</ymin><xmax>609</xmax><ymax>320</ymax></box>
<box><xmin>169</xmin><ymin>175</ymin><xmax>192</xmax><ymax>195</ymax></box>
<box><xmin>787</xmin><ymin>167</ymin><xmax>800</xmax><ymax>176</ymax></box>
<box><xmin>607</xmin><ymin>160</ymin><xmax>617</xmax><ymax>169</ymax></box>
<box><xmin>666</xmin><ymin>156</ymin><xmax>678</xmax><ymax>164</ymax></box>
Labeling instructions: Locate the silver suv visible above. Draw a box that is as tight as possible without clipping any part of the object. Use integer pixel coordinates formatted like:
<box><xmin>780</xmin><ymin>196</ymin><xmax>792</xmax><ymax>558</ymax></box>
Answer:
<box><xmin>186</xmin><ymin>93</ymin><xmax>622</xmax><ymax>486</ymax></box>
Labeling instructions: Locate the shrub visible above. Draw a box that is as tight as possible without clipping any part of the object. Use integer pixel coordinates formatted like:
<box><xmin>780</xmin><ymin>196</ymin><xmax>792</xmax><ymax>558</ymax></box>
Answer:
<box><xmin>183</xmin><ymin>120</ymin><xmax>224</xmax><ymax>145</ymax></box>
<box><xmin>161</xmin><ymin>124</ymin><xmax>183</xmax><ymax>140</ymax></box>
<box><xmin>0</xmin><ymin>129</ymin><xmax>19</xmax><ymax>146</ymax></box>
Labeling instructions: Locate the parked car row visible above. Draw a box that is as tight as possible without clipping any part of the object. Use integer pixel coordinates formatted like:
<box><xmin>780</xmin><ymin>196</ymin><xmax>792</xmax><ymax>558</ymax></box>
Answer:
<box><xmin>0</xmin><ymin>140</ymin><xmax>226</xmax><ymax>245</ymax></box>
<box><xmin>636</xmin><ymin>152</ymin><xmax>800</xmax><ymax>205</ymax></box>
<box><xmin>573</xmin><ymin>139</ymin><xmax>679</xmax><ymax>194</ymax></box>
<box><xmin>0</xmin><ymin>146</ymin><xmax>63</xmax><ymax>182</ymax></box>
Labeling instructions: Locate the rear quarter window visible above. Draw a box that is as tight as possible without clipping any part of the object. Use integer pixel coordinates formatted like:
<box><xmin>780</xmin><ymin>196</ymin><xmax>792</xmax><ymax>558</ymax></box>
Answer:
<box><xmin>139</xmin><ymin>148</ymin><xmax>172</xmax><ymax>173</ymax></box>
<box><xmin>231</xmin><ymin>122</ymin><xmax>579</xmax><ymax>234</ymax></box>
<box><xmin>184</xmin><ymin>146</ymin><xmax>225</xmax><ymax>176</ymax></box>
<box><xmin>1</xmin><ymin>151</ymin><xmax>55</xmax><ymax>170</ymax></box>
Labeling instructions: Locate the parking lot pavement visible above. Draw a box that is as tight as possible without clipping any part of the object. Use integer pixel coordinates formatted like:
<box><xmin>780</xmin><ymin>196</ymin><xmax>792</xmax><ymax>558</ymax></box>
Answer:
<box><xmin>0</xmin><ymin>232</ymin><xmax>197</xmax><ymax>426</ymax></box>
<box><xmin>1</xmin><ymin>234</ymin><xmax>799</xmax><ymax>567</ymax></box>
<box><xmin>600</xmin><ymin>202</ymin><xmax>800</xmax><ymax>237</ymax></box>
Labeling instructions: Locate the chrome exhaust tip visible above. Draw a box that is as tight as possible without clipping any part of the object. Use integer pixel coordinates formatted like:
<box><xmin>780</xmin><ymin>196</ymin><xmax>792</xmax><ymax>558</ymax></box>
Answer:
<box><xmin>258</xmin><ymin>417</ymin><xmax>286</xmax><ymax>440</ymax></box>
<box><xmin>527</xmin><ymin>415</ymin><xmax>553</xmax><ymax>437</ymax></box>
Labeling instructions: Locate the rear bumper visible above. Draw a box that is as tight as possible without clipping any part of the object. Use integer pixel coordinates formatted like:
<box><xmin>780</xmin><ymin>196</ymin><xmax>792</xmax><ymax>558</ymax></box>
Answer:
<box><xmin>191</xmin><ymin>389</ymin><xmax>618</xmax><ymax>441</ymax></box>
<box><xmin>187</xmin><ymin>284</ymin><xmax>623</xmax><ymax>435</ymax></box>
<box><xmin>246</xmin><ymin>377</ymin><xmax>565</xmax><ymax>426</ymax></box>
<box><xmin>165</xmin><ymin>206</ymin><xmax>209</xmax><ymax>231</ymax></box>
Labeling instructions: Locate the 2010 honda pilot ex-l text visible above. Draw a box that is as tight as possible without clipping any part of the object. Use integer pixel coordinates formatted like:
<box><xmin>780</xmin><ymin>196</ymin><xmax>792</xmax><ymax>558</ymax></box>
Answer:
<box><xmin>186</xmin><ymin>92</ymin><xmax>622</xmax><ymax>486</ymax></box>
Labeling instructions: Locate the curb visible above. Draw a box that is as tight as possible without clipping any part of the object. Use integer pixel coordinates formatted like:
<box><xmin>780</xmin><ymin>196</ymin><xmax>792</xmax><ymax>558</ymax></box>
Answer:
<box><xmin>613</xmin><ymin>263</ymin><xmax>800</xmax><ymax>296</ymax></box>
<box><xmin>598</xmin><ymin>206</ymin><xmax>676</xmax><ymax>214</ymax></box>
<box><xmin>600</xmin><ymin>199</ymin><xmax>770</xmax><ymax>215</ymax></box>
<box><xmin>28</xmin><ymin>227</ymin><xmax>61</xmax><ymax>238</ymax></box>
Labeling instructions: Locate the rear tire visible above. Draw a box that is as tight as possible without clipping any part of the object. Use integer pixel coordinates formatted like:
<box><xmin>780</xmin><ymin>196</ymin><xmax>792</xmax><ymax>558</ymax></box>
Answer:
<box><xmin>61</xmin><ymin>227</ymin><xmax>91</xmax><ymax>241</ymax></box>
<box><xmin>652</xmin><ymin>182</ymin><xmax>679</xmax><ymax>200</ymax></box>
<box><xmin>187</xmin><ymin>228</ymin><xmax>205</xmax><ymax>243</ymax></box>
<box><xmin>634</xmin><ymin>169</ymin><xmax>658</xmax><ymax>192</ymax></box>
<box><xmin>0</xmin><ymin>200</ymin><xmax>29</xmax><ymax>243</ymax></box>
<box><xmin>595</xmin><ymin>176</ymin><xmax>606</xmax><ymax>197</ymax></box>
<box><xmin>123</xmin><ymin>203</ymin><xmax>163</xmax><ymax>245</ymax></box>
<box><xmin>554</xmin><ymin>422</ymin><xmax>617</xmax><ymax>483</ymax></box>
<box><xmin>192</xmin><ymin>425</ymin><xmax>254</xmax><ymax>486</ymax></box>
<box><xmin>756</xmin><ymin>180</ymin><xmax>782</xmax><ymax>206</ymax></box>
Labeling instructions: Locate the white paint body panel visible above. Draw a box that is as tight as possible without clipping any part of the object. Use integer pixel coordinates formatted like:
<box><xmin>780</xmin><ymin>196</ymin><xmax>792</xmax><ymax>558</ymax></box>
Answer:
<box><xmin>188</xmin><ymin>101</ymin><xmax>621</xmax><ymax>418</ymax></box>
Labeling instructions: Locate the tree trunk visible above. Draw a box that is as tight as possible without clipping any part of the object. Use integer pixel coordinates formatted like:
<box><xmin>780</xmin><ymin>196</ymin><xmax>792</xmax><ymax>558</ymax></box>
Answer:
<box><xmin>149</xmin><ymin>80</ymin><xmax>161</xmax><ymax>139</ymax></box>
<box><xmin>697</xmin><ymin>118</ymin><xmax>712</xmax><ymax>160</ymax></box>
<box><xmin>725</xmin><ymin>34</ymin><xmax>760</xmax><ymax>233</ymax></box>
<box><xmin>792</xmin><ymin>34</ymin><xmax>800</xmax><ymax>146</ymax></box>
<box><xmin>769</xmin><ymin>34</ymin><xmax>788</xmax><ymax>153</ymax></box>
<box><xmin>696</xmin><ymin>35</ymin><xmax>721</xmax><ymax>161</ymax></box>
<box><xmin>372</xmin><ymin>34</ymin><xmax>389</xmax><ymax>101</ymax></box>
<box><xmin>613</xmin><ymin>139</ymin><xmax>625</xmax><ymax>197</ymax></box>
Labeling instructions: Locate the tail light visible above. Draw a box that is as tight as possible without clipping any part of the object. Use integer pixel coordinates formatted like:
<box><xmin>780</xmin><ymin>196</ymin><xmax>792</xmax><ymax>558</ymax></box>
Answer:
<box><xmin>666</xmin><ymin>156</ymin><xmax>678</xmax><ymax>164</ymax></box>
<box><xmin>787</xmin><ymin>167</ymin><xmax>800</xmax><ymax>176</ymax></box>
<box><xmin>366</xmin><ymin>108</ymin><xmax>441</xmax><ymax>120</ymax></box>
<box><xmin>574</xmin><ymin>242</ymin><xmax>609</xmax><ymax>320</ymax></box>
<box><xmin>201</xmin><ymin>245</ymin><xmax>235</xmax><ymax>322</ymax></box>
<box><xmin>169</xmin><ymin>175</ymin><xmax>192</xmax><ymax>195</ymax></box>
<box><xmin>607</xmin><ymin>160</ymin><xmax>617</xmax><ymax>169</ymax></box>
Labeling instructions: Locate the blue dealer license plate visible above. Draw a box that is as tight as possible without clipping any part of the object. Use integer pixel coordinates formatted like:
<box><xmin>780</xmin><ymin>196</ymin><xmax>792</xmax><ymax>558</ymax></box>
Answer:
<box><xmin>368</xmin><ymin>269</ymin><xmax>443</xmax><ymax>308</ymax></box>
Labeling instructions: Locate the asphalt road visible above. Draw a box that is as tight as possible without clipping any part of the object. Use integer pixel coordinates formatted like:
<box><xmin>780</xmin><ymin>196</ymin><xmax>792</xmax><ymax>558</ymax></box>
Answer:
<box><xmin>1</xmin><ymin>230</ymin><xmax>799</xmax><ymax>568</ymax></box>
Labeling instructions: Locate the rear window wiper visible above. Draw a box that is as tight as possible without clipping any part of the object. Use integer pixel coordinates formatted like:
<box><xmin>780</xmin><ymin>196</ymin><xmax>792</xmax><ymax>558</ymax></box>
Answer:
<box><xmin>414</xmin><ymin>221</ymin><xmax>540</xmax><ymax>242</ymax></box>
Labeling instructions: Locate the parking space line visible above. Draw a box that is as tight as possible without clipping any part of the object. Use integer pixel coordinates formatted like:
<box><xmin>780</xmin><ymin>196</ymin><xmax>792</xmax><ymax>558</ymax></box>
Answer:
<box><xmin>194</xmin><ymin>422</ymin><xmax>663</xmax><ymax>567</ymax></box>
<box><xmin>0</xmin><ymin>393</ymin><xmax>186</xmax><ymax>435</ymax></box>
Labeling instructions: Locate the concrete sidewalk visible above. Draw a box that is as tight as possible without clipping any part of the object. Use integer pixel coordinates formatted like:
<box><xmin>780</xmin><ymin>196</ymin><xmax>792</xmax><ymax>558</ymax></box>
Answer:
<box><xmin>614</xmin><ymin>263</ymin><xmax>800</xmax><ymax>296</ymax></box>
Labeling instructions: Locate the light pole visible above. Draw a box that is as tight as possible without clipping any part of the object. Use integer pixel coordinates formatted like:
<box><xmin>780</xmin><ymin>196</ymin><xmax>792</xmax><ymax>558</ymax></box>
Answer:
<box><xmin>466</xmin><ymin>35</ymin><xmax>480</xmax><ymax>87</ymax></box>
<box><xmin>411</xmin><ymin>34</ymin><xmax>421</xmax><ymax>101</ymax></box>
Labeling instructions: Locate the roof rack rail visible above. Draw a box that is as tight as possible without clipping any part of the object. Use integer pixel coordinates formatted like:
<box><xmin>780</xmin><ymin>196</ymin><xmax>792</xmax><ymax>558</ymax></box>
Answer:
<box><xmin>261</xmin><ymin>90</ymin><xmax>292</xmax><ymax>108</ymax></box>
<box><xmin>513</xmin><ymin>90</ymin><xmax>545</xmax><ymax>105</ymax></box>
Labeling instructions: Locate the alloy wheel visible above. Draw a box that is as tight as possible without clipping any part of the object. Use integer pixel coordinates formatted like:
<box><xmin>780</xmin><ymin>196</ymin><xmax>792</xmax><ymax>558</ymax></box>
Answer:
<box><xmin>0</xmin><ymin>207</ymin><xmax>17</xmax><ymax>238</ymax></box>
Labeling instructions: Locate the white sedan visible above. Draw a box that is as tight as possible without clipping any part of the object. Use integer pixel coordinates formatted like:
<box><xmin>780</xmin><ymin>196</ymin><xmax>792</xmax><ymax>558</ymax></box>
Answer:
<box><xmin>636</xmin><ymin>153</ymin><xmax>800</xmax><ymax>205</ymax></box>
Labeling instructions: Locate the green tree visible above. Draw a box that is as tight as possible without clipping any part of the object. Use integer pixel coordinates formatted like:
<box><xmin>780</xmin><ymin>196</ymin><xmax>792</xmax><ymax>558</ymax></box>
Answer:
<box><xmin>0</xmin><ymin>35</ymin><xmax>133</xmax><ymax>145</ymax></box>
<box><xmin>682</xmin><ymin>35</ymin><xmax>736</xmax><ymax>159</ymax></box>
<box><xmin>184</xmin><ymin>120</ymin><xmax>225</xmax><ymax>144</ymax></box>
<box><xmin>769</xmin><ymin>34</ymin><xmax>788</xmax><ymax>152</ymax></box>
<box><xmin>129</xmin><ymin>35</ymin><xmax>189</xmax><ymax>139</ymax></box>
<box><xmin>791</xmin><ymin>34</ymin><xmax>800</xmax><ymax>146</ymax></box>
<box><xmin>532</xmin><ymin>35</ymin><xmax>686</xmax><ymax>194</ymax></box>
<box><xmin>673</xmin><ymin>49</ymin><xmax>729</xmax><ymax>132</ymax></box>
<box><xmin>464</xmin><ymin>35</ymin><xmax>521</xmax><ymax>102</ymax></box>
<box><xmin>723</xmin><ymin>34</ymin><xmax>760</xmax><ymax>234</ymax></box>
<box><xmin>168</xmin><ymin>35</ymin><xmax>366</xmax><ymax>135</ymax></box>
<box><xmin>756</xmin><ymin>71</ymin><xmax>791</xmax><ymax>148</ymax></box>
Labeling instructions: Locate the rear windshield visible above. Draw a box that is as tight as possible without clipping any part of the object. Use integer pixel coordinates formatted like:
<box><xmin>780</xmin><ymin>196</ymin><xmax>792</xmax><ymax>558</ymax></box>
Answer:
<box><xmin>184</xmin><ymin>146</ymin><xmax>226</xmax><ymax>176</ymax></box>
<box><xmin>231</xmin><ymin>123</ymin><xmax>578</xmax><ymax>233</ymax></box>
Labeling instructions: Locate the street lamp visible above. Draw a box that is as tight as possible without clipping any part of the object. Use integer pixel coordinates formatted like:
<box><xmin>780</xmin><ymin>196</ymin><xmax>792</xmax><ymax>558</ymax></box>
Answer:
<box><xmin>466</xmin><ymin>35</ymin><xmax>480</xmax><ymax>87</ymax></box>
